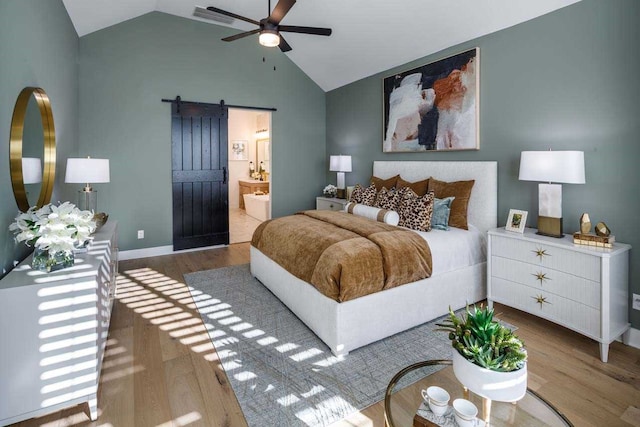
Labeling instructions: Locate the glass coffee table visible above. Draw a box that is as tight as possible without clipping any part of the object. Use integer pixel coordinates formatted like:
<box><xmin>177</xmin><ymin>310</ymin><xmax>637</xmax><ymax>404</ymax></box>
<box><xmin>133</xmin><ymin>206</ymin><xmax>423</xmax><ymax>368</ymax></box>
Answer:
<box><xmin>384</xmin><ymin>360</ymin><xmax>573</xmax><ymax>427</ymax></box>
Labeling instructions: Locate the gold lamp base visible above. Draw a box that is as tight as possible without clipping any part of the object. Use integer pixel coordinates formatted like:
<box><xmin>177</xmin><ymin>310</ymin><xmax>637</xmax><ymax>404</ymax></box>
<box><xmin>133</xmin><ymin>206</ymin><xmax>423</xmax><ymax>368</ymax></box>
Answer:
<box><xmin>336</xmin><ymin>188</ymin><xmax>347</xmax><ymax>199</ymax></box>
<box><xmin>537</xmin><ymin>216</ymin><xmax>563</xmax><ymax>238</ymax></box>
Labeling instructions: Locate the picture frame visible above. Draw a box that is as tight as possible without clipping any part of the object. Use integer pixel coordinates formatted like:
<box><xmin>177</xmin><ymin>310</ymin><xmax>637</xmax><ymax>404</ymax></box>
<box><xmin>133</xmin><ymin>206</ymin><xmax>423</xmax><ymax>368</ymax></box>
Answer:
<box><xmin>382</xmin><ymin>48</ymin><xmax>479</xmax><ymax>153</ymax></box>
<box><xmin>506</xmin><ymin>209</ymin><xmax>528</xmax><ymax>233</ymax></box>
<box><xmin>230</xmin><ymin>140</ymin><xmax>248</xmax><ymax>161</ymax></box>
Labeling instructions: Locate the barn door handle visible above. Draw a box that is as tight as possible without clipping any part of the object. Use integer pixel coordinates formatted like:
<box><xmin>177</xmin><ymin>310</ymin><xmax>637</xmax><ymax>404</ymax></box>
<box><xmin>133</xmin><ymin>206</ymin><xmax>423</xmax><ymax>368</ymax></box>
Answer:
<box><xmin>223</xmin><ymin>166</ymin><xmax>227</xmax><ymax>184</ymax></box>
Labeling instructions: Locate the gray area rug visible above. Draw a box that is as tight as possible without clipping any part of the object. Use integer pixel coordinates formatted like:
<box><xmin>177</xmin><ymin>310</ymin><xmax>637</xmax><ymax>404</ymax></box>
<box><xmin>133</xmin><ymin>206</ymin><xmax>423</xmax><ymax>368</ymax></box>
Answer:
<box><xmin>184</xmin><ymin>264</ymin><xmax>454</xmax><ymax>426</ymax></box>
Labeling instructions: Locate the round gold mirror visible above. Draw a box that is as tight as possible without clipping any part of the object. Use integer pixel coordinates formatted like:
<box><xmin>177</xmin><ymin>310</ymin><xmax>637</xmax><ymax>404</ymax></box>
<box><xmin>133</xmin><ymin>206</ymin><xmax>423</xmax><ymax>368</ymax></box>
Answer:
<box><xmin>9</xmin><ymin>87</ymin><xmax>56</xmax><ymax>212</ymax></box>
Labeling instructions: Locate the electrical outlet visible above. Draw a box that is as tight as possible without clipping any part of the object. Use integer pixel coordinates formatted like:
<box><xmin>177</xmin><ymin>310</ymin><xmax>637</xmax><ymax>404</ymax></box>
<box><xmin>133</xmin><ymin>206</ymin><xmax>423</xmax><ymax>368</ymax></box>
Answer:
<box><xmin>137</xmin><ymin>230</ymin><xmax>144</xmax><ymax>239</ymax></box>
<box><xmin>633</xmin><ymin>293</ymin><xmax>640</xmax><ymax>311</ymax></box>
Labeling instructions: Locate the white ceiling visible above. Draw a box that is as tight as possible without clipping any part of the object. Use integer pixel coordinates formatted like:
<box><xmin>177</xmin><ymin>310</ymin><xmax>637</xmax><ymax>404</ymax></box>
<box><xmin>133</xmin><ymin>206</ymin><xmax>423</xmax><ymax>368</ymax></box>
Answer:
<box><xmin>62</xmin><ymin>0</ymin><xmax>581</xmax><ymax>92</ymax></box>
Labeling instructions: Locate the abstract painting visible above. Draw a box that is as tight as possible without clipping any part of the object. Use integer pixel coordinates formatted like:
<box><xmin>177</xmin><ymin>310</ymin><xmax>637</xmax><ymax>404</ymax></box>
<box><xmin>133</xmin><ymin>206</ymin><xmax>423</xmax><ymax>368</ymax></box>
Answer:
<box><xmin>383</xmin><ymin>48</ymin><xmax>479</xmax><ymax>152</ymax></box>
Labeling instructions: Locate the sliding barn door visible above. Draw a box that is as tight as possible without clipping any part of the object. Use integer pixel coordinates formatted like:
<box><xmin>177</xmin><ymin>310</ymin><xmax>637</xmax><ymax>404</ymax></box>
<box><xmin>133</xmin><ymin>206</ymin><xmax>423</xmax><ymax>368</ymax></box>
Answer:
<box><xmin>171</xmin><ymin>101</ymin><xmax>229</xmax><ymax>250</ymax></box>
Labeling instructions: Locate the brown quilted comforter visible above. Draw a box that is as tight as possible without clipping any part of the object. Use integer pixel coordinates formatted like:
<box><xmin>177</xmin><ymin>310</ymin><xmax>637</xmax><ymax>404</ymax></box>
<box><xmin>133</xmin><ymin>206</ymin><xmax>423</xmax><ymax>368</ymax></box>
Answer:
<box><xmin>251</xmin><ymin>210</ymin><xmax>432</xmax><ymax>302</ymax></box>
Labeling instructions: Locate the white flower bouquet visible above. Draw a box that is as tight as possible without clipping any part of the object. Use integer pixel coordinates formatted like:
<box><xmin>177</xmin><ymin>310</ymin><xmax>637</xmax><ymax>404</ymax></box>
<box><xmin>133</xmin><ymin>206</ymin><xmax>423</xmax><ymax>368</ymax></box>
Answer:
<box><xmin>323</xmin><ymin>184</ymin><xmax>338</xmax><ymax>198</ymax></box>
<box><xmin>9</xmin><ymin>202</ymin><xmax>96</xmax><ymax>271</ymax></box>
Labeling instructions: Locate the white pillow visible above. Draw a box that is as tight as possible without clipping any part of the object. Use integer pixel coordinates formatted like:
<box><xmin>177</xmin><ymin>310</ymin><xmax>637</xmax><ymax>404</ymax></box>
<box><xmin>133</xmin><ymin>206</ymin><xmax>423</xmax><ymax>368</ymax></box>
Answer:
<box><xmin>344</xmin><ymin>202</ymin><xmax>400</xmax><ymax>226</ymax></box>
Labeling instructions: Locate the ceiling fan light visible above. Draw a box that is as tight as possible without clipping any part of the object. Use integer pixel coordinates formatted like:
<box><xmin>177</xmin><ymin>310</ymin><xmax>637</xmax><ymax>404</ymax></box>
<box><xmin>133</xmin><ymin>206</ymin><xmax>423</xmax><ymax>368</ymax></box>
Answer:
<box><xmin>259</xmin><ymin>30</ymin><xmax>280</xmax><ymax>47</ymax></box>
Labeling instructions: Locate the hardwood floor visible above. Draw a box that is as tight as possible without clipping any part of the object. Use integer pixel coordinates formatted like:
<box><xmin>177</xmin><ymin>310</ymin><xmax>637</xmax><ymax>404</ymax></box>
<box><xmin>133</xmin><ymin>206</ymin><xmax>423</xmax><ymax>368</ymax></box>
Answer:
<box><xmin>11</xmin><ymin>244</ymin><xmax>640</xmax><ymax>427</ymax></box>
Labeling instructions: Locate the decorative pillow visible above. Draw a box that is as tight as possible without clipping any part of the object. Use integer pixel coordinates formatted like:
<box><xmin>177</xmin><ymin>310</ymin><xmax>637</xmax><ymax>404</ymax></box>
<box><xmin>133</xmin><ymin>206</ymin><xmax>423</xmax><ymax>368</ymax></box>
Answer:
<box><xmin>396</xmin><ymin>176</ymin><xmax>430</xmax><ymax>196</ymax></box>
<box><xmin>397</xmin><ymin>189</ymin><xmax>435</xmax><ymax>232</ymax></box>
<box><xmin>431</xmin><ymin>196</ymin><xmax>455</xmax><ymax>231</ymax></box>
<box><xmin>345</xmin><ymin>202</ymin><xmax>400</xmax><ymax>226</ymax></box>
<box><xmin>428</xmin><ymin>178</ymin><xmax>475</xmax><ymax>230</ymax></box>
<box><xmin>374</xmin><ymin>187</ymin><xmax>401</xmax><ymax>211</ymax></box>
<box><xmin>370</xmin><ymin>175</ymin><xmax>399</xmax><ymax>191</ymax></box>
<box><xmin>349</xmin><ymin>184</ymin><xmax>364</xmax><ymax>204</ymax></box>
<box><xmin>360</xmin><ymin>183</ymin><xmax>377</xmax><ymax>206</ymax></box>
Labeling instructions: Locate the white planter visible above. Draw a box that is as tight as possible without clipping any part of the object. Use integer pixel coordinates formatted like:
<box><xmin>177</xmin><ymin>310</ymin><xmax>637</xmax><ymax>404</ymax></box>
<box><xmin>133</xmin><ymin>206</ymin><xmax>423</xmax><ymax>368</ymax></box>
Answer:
<box><xmin>452</xmin><ymin>349</ymin><xmax>527</xmax><ymax>402</ymax></box>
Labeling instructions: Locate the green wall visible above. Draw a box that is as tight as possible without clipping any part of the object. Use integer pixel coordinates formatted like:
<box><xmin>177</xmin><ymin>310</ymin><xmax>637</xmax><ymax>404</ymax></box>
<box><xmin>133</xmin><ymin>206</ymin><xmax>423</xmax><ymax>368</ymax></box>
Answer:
<box><xmin>0</xmin><ymin>0</ymin><xmax>79</xmax><ymax>276</ymax></box>
<box><xmin>78</xmin><ymin>12</ymin><xmax>326</xmax><ymax>252</ymax></box>
<box><xmin>326</xmin><ymin>0</ymin><xmax>640</xmax><ymax>328</ymax></box>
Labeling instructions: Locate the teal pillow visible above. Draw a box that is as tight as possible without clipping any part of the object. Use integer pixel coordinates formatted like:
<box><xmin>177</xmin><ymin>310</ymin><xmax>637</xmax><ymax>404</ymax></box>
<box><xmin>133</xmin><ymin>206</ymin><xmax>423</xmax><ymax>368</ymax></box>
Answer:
<box><xmin>432</xmin><ymin>197</ymin><xmax>455</xmax><ymax>231</ymax></box>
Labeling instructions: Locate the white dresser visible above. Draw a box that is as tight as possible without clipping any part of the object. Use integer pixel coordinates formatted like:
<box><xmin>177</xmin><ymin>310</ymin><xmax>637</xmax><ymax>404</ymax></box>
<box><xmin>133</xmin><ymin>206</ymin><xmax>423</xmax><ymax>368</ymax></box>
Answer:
<box><xmin>316</xmin><ymin>196</ymin><xmax>348</xmax><ymax>211</ymax></box>
<box><xmin>0</xmin><ymin>221</ymin><xmax>118</xmax><ymax>425</ymax></box>
<box><xmin>487</xmin><ymin>227</ymin><xmax>630</xmax><ymax>363</ymax></box>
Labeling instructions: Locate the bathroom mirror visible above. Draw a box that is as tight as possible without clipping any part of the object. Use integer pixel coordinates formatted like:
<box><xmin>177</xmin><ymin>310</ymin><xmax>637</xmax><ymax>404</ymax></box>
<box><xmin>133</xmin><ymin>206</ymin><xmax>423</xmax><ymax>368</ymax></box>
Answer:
<box><xmin>9</xmin><ymin>87</ymin><xmax>56</xmax><ymax>212</ymax></box>
<box><xmin>256</xmin><ymin>138</ymin><xmax>270</xmax><ymax>176</ymax></box>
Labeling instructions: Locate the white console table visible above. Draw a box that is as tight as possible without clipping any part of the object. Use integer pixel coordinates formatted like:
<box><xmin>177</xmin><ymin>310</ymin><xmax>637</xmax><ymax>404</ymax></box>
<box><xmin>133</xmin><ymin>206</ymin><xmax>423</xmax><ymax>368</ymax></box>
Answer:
<box><xmin>0</xmin><ymin>221</ymin><xmax>118</xmax><ymax>425</ymax></box>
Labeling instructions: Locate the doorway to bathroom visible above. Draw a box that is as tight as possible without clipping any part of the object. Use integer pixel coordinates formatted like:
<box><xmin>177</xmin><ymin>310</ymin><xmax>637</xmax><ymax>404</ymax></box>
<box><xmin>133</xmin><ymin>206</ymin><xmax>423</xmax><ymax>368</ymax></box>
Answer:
<box><xmin>228</xmin><ymin>108</ymin><xmax>272</xmax><ymax>244</ymax></box>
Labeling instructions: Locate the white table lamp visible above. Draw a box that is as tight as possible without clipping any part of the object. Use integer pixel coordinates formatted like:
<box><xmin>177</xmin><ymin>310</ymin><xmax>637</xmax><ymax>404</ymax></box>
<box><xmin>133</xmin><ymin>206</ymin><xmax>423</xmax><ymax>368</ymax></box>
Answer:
<box><xmin>329</xmin><ymin>155</ymin><xmax>352</xmax><ymax>199</ymax></box>
<box><xmin>22</xmin><ymin>157</ymin><xmax>42</xmax><ymax>184</ymax></box>
<box><xmin>519</xmin><ymin>150</ymin><xmax>585</xmax><ymax>237</ymax></box>
<box><xmin>65</xmin><ymin>157</ymin><xmax>110</xmax><ymax>212</ymax></box>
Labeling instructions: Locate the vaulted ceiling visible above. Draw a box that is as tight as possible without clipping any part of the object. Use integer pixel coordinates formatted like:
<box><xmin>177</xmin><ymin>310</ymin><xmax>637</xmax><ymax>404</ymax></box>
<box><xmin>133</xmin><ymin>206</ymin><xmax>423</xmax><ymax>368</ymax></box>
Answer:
<box><xmin>62</xmin><ymin>0</ymin><xmax>581</xmax><ymax>91</ymax></box>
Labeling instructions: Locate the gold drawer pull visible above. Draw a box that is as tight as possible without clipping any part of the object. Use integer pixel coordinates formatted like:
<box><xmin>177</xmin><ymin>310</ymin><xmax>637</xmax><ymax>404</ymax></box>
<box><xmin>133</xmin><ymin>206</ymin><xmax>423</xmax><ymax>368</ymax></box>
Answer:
<box><xmin>533</xmin><ymin>247</ymin><xmax>548</xmax><ymax>261</ymax></box>
<box><xmin>533</xmin><ymin>272</ymin><xmax>549</xmax><ymax>285</ymax></box>
<box><xmin>533</xmin><ymin>294</ymin><xmax>550</xmax><ymax>309</ymax></box>
<box><xmin>329</xmin><ymin>204</ymin><xmax>334</xmax><ymax>208</ymax></box>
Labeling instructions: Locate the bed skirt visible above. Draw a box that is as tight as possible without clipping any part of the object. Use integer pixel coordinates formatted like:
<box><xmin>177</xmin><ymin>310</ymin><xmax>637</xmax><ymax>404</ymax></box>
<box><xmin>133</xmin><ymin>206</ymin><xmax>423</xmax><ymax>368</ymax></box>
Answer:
<box><xmin>250</xmin><ymin>246</ymin><xmax>486</xmax><ymax>356</ymax></box>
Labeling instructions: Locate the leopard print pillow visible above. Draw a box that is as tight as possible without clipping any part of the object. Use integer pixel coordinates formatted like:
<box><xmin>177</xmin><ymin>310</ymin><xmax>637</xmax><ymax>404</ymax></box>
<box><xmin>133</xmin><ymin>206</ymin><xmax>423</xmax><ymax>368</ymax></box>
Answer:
<box><xmin>398</xmin><ymin>189</ymin><xmax>435</xmax><ymax>232</ymax></box>
<box><xmin>349</xmin><ymin>184</ymin><xmax>364</xmax><ymax>204</ymax></box>
<box><xmin>374</xmin><ymin>187</ymin><xmax>401</xmax><ymax>212</ymax></box>
<box><xmin>360</xmin><ymin>183</ymin><xmax>377</xmax><ymax>206</ymax></box>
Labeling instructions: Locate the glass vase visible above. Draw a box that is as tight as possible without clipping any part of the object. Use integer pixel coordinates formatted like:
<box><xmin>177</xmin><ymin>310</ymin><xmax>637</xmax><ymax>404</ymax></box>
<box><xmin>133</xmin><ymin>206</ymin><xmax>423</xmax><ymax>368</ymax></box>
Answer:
<box><xmin>31</xmin><ymin>247</ymin><xmax>74</xmax><ymax>272</ymax></box>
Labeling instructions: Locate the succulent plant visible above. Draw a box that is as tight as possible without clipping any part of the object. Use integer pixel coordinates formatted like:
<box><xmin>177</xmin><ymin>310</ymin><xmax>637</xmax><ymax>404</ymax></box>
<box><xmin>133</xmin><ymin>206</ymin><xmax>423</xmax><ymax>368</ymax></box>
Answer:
<box><xmin>436</xmin><ymin>304</ymin><xmax>527</xmax><ymax>372</ymax></box>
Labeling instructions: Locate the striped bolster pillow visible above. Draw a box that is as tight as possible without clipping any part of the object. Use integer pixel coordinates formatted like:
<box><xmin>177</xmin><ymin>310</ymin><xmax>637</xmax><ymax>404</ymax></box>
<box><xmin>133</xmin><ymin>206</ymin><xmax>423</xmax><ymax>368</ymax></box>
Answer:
<box><xmin>344</xmin><ymin>202</ymin><xmax>400</xmax><ymax>226</ymax></box>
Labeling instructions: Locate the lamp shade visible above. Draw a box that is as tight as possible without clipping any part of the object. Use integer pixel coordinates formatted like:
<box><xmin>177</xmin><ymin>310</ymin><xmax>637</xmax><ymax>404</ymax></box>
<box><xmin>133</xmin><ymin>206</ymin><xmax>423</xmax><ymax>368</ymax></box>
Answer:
<box><xmin>329</xmin><ymin>155</ymin><xmax>352</xmax><ymax>172</ymax></box>
<box><xmin>65</xmin><ymin>158</ymin><xmax>110</xmax><ymax>183</ymax></box>
<box><xmin>518</xmin><ymin>151</ymin><xmax>585</xmax><ymax>184</ymax></box>
<box><xmin>22</xmin><ymin>157</ymin><xmax>42</xmax><ymax>184</ymax></box>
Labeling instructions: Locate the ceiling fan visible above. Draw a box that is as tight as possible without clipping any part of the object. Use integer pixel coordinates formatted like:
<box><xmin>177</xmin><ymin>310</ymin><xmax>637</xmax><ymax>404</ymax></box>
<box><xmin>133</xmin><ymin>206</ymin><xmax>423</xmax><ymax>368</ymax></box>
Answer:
<box><xmin>206</xmin><ymin>0</ymin><xmax>332</xmax><ymax>52</ymax></box>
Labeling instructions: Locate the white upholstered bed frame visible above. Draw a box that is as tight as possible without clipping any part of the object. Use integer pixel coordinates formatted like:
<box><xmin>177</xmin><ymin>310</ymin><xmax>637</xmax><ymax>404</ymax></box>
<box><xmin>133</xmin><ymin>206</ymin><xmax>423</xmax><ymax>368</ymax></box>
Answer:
<box><xmin>250</xmin><ymin>161</ymin><xmax>497</xmax><ymax>355</ymax></box>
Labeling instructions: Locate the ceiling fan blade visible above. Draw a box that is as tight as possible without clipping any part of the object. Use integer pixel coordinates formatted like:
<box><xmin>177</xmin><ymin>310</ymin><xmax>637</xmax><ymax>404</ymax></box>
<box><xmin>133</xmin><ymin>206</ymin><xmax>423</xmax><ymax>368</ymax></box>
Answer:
<box><xmin>206</xmin><ymin>6</ymin><xmax>260</xmax><ymax>26</ymax></box>
<box><xmin>222</xmin><ymin>28</ymin><xmax>261</xmax><ymax>42</ymax></box>
<box><xmin>268</xmin><ymin>0</ymin><xmax>296</xmax><ymax>25</ymax></box>
<box><xmin>278</xmin><ymin>35</ymin><xmax>292</xmax><ymax>52</ymax></box>
<box><xmin>278</xmin><ymin>25</ymin><xmax>332</xmax><ymax>36</ymax></box>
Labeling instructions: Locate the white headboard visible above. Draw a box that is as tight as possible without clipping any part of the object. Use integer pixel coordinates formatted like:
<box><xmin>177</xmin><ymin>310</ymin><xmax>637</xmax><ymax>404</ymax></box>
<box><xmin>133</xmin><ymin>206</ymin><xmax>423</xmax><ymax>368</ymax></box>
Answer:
<box><xmin>373</xmin><ymin>161</ymin><xmax>497</xmax><ymax>233</ymax></box>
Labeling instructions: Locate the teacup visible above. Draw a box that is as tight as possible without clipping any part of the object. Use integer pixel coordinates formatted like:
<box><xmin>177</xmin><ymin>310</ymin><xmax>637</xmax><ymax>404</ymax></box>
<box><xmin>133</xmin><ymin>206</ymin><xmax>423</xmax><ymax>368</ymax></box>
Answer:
<box><xmin>453</xmin><ymin>398</ymin><xmax>478</xmax><ymax>427</ymax></box>
<box><xmin>421</xmin><ymin>386</ymin><xmax>450</xmax><ymax>416</ymax></box>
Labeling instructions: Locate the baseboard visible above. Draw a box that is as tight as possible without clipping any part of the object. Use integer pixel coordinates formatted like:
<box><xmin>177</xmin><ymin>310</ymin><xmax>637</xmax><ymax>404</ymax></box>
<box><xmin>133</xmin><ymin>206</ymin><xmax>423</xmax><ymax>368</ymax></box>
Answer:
<box><xmin>626</xmin><ymin>327</ymin><xmax>640</xmax><ymax>350</ymax></box>
<box><xmin>119</xmin><ymin>244</ymin><xmax>226</xmax><ymax>261</ymax></box>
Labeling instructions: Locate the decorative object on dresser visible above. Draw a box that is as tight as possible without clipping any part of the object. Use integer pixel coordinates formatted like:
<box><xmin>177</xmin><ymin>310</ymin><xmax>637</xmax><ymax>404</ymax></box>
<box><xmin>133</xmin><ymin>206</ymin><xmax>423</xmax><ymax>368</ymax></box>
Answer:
<box><xmin>9</xmin><ymin>201</ymin><xmax>96</xmax><ymax>272</ymax></box>
<box><xmin>595</xmin><ymin>221</ymin><xmax>611</xmax><ymax>237</ymax></box>
<box><xmin>383</xmin><ymin>48</ymin><xmax>479</xmax><ymax>152</ymax></box>
<box><xmin>487</xmin><ymin>227</ymin><xmax>631</xmax><ymax>362</ymax></box>
<box><xmin>329</xmin><ymin>154</ymin><xmax>352</xmax><ymax>198</ymax></box>
<box><xmin>505</xmin><ymin>209</ymin><xmax>527</xmax><ymax>233</ymax></box>
<box><xmin>574</xmin><ymin>215</ymin><xmax>615</xmax><ymax>248</ymax></box>
<box><xmin>518</xmin><ymin>150</ymin><xmax>585</xmax><ymax>238</ymax></box>
<box><xmin>316</xmin><ymin>196</ymin><xmax>348</xmax><ymax>212</ymax></box>
<box><xmin>579</xmin><ymin>212</ymin><xmax>591</xmax><ymax>234</ymax></box>
<box><xmin>0</xmin><ymin>221</ymin><xmax>118</xmax><ymax>424</ymax></box>
<box><xmin>65</xmin><ymin>157</ymin><xmax>111</xmax><ymax>213</ymax></box>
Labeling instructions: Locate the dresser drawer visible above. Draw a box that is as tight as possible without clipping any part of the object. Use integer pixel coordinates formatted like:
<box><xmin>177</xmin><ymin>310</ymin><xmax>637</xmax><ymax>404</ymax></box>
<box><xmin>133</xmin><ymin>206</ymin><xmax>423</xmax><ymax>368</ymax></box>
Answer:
<box><xmin>491</xmin><ymin>256</ymin><xmax>600</xmax><ymax>309</ymax></box>
<box><xmin>491</xmin><ymin>277</ymin><xmax>600</xmax><ymax>338</ymax></box>
<box><xmin>491</xmin><ymin>235</ymin><xmax>600</xmax><ymax>281</ymax></box>
<box><xmin>316</xmin><ymin>199</ymin><xmax>346</xmax><ymax>211</ymax></box>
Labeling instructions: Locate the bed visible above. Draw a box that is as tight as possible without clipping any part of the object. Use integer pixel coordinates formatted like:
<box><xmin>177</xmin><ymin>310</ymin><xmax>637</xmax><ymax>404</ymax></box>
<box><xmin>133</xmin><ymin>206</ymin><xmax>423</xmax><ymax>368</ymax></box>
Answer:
<box><xmin>250</xmin><ymin>161</ymin><xmax>497</xmax><ymax>355</ymax></box>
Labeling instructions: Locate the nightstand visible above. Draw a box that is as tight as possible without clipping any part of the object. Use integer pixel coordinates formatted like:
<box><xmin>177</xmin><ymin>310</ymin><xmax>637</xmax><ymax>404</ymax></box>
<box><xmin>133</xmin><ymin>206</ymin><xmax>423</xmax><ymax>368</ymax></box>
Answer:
<box><xmin>487</xmin><ymin>227</ymin><xmax>631</xmax><ymax>363</ymax></box>
<box><xmin>316</xmin><ymin>196</ymin><xmax>348</xmax><ymax>212</ymax></box>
